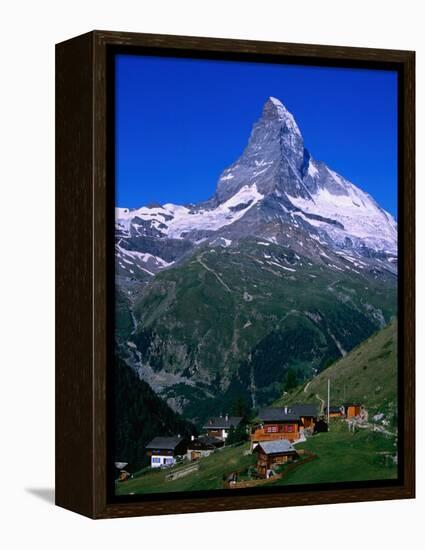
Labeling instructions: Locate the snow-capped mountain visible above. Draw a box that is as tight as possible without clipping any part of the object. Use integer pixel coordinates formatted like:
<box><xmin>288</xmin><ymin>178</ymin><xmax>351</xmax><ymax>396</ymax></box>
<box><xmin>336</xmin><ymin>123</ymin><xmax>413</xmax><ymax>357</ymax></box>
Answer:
<box><xmin>115</xmin><ymin>97</ymin><xmax>398</xmax><ymax>420</ymax></box>
<box><xmin>116</xmin><ymin>96</ymin><xmax>397</xmax><ymax>278</ymax></box>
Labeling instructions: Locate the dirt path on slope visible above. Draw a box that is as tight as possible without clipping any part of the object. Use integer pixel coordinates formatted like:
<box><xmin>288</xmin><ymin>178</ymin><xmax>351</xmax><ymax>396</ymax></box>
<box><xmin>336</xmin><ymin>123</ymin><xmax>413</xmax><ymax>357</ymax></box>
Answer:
<box><xmin>315</xmin><ymin>393</ymin><xmax>325</xmax><ymax>414</ymax></box>
<box><xmin>197</xmin><ymin>254</ymin><xmax>231</xmax><ymax>292</ymax></box>
<box><xmin>303</xmin><ymin>380</ymin><xmax>312</xmax><ymax>393</ymax></box>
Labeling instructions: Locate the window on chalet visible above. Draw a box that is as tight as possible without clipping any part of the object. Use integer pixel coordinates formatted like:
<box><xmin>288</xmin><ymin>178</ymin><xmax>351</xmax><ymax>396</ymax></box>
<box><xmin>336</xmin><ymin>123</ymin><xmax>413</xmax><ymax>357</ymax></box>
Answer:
<box><xmin>152</xmin><ymin>457</ymin><xmax>161</xmax><ymax>463</ymax></box>
<box><xmin>266</xmin><ymin>425</ymin><xmax>278</xmax><ymax>433</ymax></box>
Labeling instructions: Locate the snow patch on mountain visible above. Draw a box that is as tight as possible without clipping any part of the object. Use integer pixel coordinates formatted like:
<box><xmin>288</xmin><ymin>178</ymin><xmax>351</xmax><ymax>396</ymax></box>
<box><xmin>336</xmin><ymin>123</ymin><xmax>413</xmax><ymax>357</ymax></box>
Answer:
<box><xmin>307</xmin><ymin>160</ymin><xmax>319</xmax><ymax>178</ymax></box>
<box><xmin>116</xmin><ymin>184</ymin><xmax>264</xmax><ymax>239</ymax></box>
<box><xmin>116</xmin><ymin>244</ymin><xmax>173</xmax><ymax>274</ymax></box>
<box><xmin>289</xmin><ymin>172</ymin><xmax>397</xmax><ymax>253</ymax></box>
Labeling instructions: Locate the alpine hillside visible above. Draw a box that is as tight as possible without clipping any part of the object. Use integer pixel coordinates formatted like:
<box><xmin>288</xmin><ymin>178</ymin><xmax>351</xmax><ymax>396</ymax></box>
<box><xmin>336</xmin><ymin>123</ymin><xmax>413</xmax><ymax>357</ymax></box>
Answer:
<box><xmin>115</xmin><ymin>97</ymin><xmax>397</xmax><ymax>423</ymax></box>
<box><xmin>274</xmin><ymin>319</ymin><xmax>398</xmax><ymax>424</ymax></box>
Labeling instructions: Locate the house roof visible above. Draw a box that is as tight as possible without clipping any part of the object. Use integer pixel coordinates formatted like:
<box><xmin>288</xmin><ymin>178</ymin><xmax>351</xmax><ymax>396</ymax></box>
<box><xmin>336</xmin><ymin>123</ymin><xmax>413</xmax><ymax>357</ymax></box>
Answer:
<box><xmin>325</xmin><ymin>406</ymin><xmax>342</xmax><ymax>413</ymax></box>
<box><xmin>290</xmin><ymin>403</ymin><xmax>318</xmax><ymax>417</ymax></box>
<box><xmin>145</xmin><ymin>436</ymin><xmax>185</xmax><ymax>451</ymax></box>
<box><xmin>199</xmin><ymin>435</ymin><xmax>224</xmax><ymax>447</ymax></box>
<box><xmin>187</xmin><ymin>435</ymin><xmax>223</xmax><ymax>451</ymax></box>
<box><xmin>258</xmin><ymin>407</ymin><xmax>300</xmax><ymax>423</ymax></box>
<box><xmin>202</xmin><ymin>416</ymin><xmax>243</xmax><ymax>429</ymax></box>
<box><xmin>256</xmin><ymin>439</ymin><xmax>297</xmax><ymax>455</ymax></box>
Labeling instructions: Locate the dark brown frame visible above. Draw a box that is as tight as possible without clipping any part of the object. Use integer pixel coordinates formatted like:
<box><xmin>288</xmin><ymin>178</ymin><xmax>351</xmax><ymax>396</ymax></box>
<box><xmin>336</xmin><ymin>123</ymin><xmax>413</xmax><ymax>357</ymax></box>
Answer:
<box><xmin>56</xmin><ymin>30</ymin><xmax>415</xmax><ymax>519</ymax></box>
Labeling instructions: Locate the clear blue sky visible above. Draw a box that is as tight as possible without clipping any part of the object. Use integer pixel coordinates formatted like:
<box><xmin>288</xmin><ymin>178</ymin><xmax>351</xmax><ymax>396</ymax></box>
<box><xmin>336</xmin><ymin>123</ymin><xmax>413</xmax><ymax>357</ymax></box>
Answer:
<box><xmin>115</xmin><ymin>54</ymin><xmax>398</xmax><ymax>217</ymax></box>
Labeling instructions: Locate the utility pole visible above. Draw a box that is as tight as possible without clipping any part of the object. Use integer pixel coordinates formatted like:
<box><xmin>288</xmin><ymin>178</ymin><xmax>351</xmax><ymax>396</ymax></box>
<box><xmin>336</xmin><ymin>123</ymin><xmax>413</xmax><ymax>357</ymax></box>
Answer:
<box><xmin>327</xmin><ymin>379</ymin><xmax>330</xmax><ymax>429</ymax></box>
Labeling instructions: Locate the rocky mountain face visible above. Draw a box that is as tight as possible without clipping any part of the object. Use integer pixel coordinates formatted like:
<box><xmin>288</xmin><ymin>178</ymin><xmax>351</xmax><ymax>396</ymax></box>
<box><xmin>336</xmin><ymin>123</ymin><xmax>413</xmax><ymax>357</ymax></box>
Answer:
<box><xmin>115</xmin><ymin>97</ymin><xmax>398</xmax><ymax>423</ymax></box>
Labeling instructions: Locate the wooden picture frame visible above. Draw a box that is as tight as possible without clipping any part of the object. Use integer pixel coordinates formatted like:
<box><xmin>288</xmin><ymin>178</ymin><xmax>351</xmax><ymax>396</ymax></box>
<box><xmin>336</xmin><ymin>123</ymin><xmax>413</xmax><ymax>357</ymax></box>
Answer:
<box><xmin>56</xmin><ymin>30</ymin><xmax>415</xmax><ymax>519</ymax></box>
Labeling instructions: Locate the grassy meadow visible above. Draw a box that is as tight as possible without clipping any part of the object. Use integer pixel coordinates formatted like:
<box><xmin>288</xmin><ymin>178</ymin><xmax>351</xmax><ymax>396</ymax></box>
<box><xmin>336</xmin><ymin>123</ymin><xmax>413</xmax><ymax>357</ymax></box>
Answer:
<box><xmin>273</xmin><ymin>420</ymin><xmax>397</xmax><ymax>486</ymax></box>
<box><xmin>116</xmin><ymin>420</ymin><xmax>397</xmax><ymax>496</ymax></box>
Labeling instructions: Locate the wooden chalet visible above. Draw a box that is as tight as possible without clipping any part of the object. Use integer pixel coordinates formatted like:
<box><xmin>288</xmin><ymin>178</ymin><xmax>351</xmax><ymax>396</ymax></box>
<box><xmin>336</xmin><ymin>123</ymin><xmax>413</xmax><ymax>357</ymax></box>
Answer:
<box><xmin>251</xmin><ymin>407</ymin><xmax>302</xmax><ymax>447</ymax></box>
<box><xmin>254</xmin><ymin>439</ymin><xmax>298</xmax><ymax>478</ymax></box>
<box><xmin>290</xmin><ymin>403</ymin><xmax>318</xmax><ymax>429</ymax></box>
<box><xmin>187</xmin><ymin>435</ymin><xmax>223</xmax><ymax>461</ymax></box>
<box><xmin>325</xmin><ymin>405</ymin><xmax>343</xmax><ymax>418</ymax></box>
<box><xmin>343</xmin><ymin>403</ymin><xmax>362</xmax><ymax>418</ymax></box>
<box><xmin>202</xmin><ymin>414</ymin><xmax>243</xmax><ymax>441</ymax></box>
<box><xmin>145</xmin><ymin>436</ymin><xmax>187</xmax><ymax>468</ymax></box>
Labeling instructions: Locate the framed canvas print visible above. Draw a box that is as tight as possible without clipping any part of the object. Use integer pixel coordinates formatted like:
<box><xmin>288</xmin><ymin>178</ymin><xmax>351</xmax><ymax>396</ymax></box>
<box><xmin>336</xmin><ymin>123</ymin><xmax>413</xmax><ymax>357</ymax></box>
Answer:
<box><xmin>56</xmin><ymin>30</ymin><xmax>415</xmax><ymax>519</ymax></box>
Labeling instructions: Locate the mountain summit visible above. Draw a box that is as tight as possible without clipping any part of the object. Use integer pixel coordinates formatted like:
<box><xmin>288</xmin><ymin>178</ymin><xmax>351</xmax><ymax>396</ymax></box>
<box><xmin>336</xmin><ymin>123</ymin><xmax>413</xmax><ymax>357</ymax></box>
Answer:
<box><xmin>215</xmin><ymin>96</ymin><xmax>305</xmax><ymax>203</ymax></box>
<box><xmin>117</xmin><ymin>97</ymin><xmax>397</xmax><ymax>261</ymax></box>
<box><xmin>261</xmin><ymin>96</ymin><xmax>302</xmax><ymax>134</ymax></box>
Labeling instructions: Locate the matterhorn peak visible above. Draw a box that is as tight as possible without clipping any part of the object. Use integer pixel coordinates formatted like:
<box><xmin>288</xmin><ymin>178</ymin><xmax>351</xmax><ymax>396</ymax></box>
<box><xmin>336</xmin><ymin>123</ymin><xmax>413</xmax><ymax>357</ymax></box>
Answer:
<box><xmin>117</xmin><ymin>96</ymin><xmax>398</xmax><ymax>277</ymax></box>
<box><xmin>262</xmin><ymin>96</ymin><xmax>285</xmax><ymax>120</ymax></box>
<box><xmin>264</xmin><ymin>96</ymin><xmax>285</xmax><ymax>112</ymax></box>
<box><xmin>261</xmin><ymin>97</ymin><xmax>302</xmax><ymax>137</ymax></box>
<box><xmin>214</xmin><ymin>96</ymin><xmax>307</xmax><ymax>203</ymax></box>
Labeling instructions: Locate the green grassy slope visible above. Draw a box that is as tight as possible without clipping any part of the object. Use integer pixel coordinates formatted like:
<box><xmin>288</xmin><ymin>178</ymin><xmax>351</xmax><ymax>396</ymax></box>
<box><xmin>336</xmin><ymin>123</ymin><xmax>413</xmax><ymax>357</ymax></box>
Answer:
<box><xmin>274</xmin><ymin>319</ymin><xmax>398</xmax><ymax>421</ymax></box>
<box><xmin>273</xmin><ymin>420</ymin><xmax>397</xmax><ymax>486</ymax></box>
<box><xmin>129</xmin><ymin>240</ymin><xmax>397</xmax><ymax>420</ymax></box>
<box><xmin>115</xmin><ymin>442</ymin><xmax>255</xmax><ymax>495</ymax></box>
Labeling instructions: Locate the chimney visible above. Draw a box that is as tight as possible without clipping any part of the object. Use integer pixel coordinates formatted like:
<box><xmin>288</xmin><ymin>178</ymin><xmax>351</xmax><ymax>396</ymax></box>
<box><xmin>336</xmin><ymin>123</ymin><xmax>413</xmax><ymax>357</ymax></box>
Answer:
<box><xmin>191</xmin><ymin>435</ymin><xmax>195</xmax><ymax>441</ymax></box>
<box><xmin>284</xmin><ymin>406</ymin><xmax>288</xmax><ymax>414</ymax></box>
<box><xmin>225</xmin><ymin>413</ymin><xmax>229</xmax><ymax>421</ymax></box>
